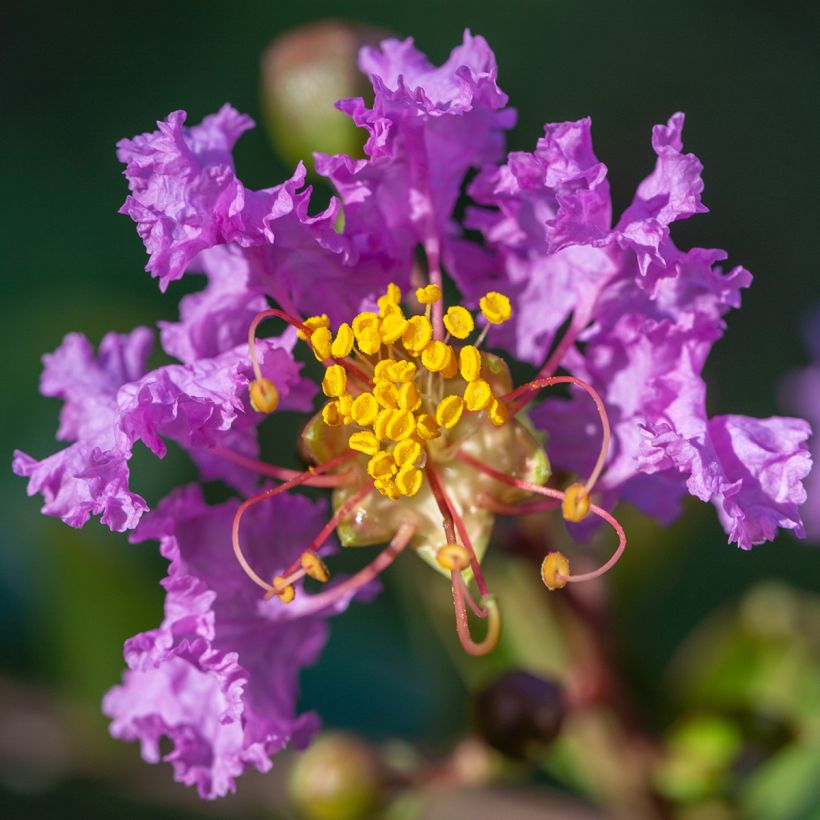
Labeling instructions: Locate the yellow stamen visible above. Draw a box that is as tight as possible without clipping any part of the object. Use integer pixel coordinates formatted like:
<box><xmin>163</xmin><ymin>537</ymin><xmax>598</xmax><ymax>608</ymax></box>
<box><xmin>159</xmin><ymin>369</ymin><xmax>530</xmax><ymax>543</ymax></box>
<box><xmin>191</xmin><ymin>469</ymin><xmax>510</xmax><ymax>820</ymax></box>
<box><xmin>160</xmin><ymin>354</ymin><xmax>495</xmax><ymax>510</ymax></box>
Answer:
<box><xmin>249</xmin><ymin>378</ymin><xmax>279</xmax><ymax>414</ymax></box>
<box><xmin>416</xmin><ymin>413</ymin><xmax>441</xmax><ymax>441</ymax></box>
<box><xmin>374</xmin><ymin>359</ymin><xmax>396</xmax><ymax>381</ymax></box>
<box><xmin>541</xmin><ymin>552</ymin><xmax>570</xmax><ymax>591</ymax></box>
<box><xmin>480</xmin><ymin>291</ymin><xmax>512</xmax><ymax>324</ymax></box>
<box><xmin>300</xmin><ymin>551</ymin><xmax>330</xmax><ymax>583</ymax></box>
<box><xmin>464</xmin><ymin>378</ymin><xmax>492</xmax><ymax>412</ymax></box>
<box><xmin>271</xmin><ymin>575</ymin><xmax>296</xmax><ymax>603</ymax></box>
<box><xmin>488</xmin><ymin>397</ymin><xmax>508</xmax><ymax>426</ymax></box>
<box><xmin>402</xmin><ymin>315</ymin><xmax>433</xmax><ymax>353</ymax></box>
<box><xmin>350</xmin><ymin>393</ymin><xmax>379</xmax><ymax>426</ymax></box>
<box><xmin>374</xmin><ymin>382</ymin><xmax>399</xmax><ymax>409</ymax></box>
<box><xmin>321</xmin><ymin>400</ymin><xmax>344</xmax><ymax>427</ymax></box>
<box><xmin>311</xmin><ymin>326</ymin><xmax>332</xmax><ymax>360</ymax></box>
<box><xmin>373</xmin><ymin>408</ymin><xmax>394</xmax><ymax>440</ymax></box>
<box><xmin>397</xmin><ymin>381</ymin><xmax>421</xmax><ymax>412</ymax></box>
<box><xmin>562</xmin><ymin>483</ymin><xmax>591</xmax><ymax>522</ymax></box>
<box><xmin>443</xmin><ymin>306</ymin><xmax>474</xmax><ymax>339</ymax></box>
<box><xmin>416</xmin><ymin>284</ymin><xmax>442</xmax><ymax>305</ymax></box>
<box><xmin>380</xmin><ymin>312</ymin><xmax>408</xmax><ymax>344</ymax></box>
<box><xmin>368</xmin><ymin>451</ymin><xmax>397</xmax><ymax>480</ymax></box>
<box><xmin>385</xmin><ymin>409</ymin><xmax>416</xmax><ymax>441</ymax></box>
<box><xmin>459</xmin><ymin>345</ymin><xmax>482</xmax><ymax>382</ymax></box>
<box><xmin>421</xmin><ymin>340</ymin><xmax>450</xmax><ymax>372</ymax></box>
<box><xmin>375</xmin><ymin>477</ymin><xmax>401</xmax><ymax>500</ymax></box>
<box><xmin>436</xmin><ymin>543</ymin><xmax>471</xmax><ymax>571</ymax></box>
<box><xmin>393</xmin><ymin>439</ymin><xmax>422</xmax><ymax>467</ymax></box>
<box><xmin>297</xmin><ymin>314</ymin><xmax>329</xmax><ymax>341</ymax></box>
<box><xmin>436</xmin><ymin>395</ymin><xmax>464</xmax><ymax>429</ymax></box>
<box><xmin>330</xmin><ymin>323</ymin><xmax>354</xmax><ymax>357</ymax></box>
<box><xmin>387</xmin><ymin>360</ymin><xmax>416</xmax><ymax>383</ymax></box>
<box><xmin>441</xmin><ymin>346</ymin><xmax>459</xmax><ymax>379</ymax></box>
<box><xmin>321</xmin><ymin>364</ymin><xmax>347</xmax><ymax>398</ymax></box>
<box><xmin>356</xmin><ymin>326</ymin><xmax>381</xmax><ymax>355</ymax></box>
<box><xmin>349</xmin><ymin>431</ymin><xmax>380</xmax><ymax>456</ymax></box>
<box><xmin>396</xmin><ymin>464</ymin><xmax>423</xmax><ymax>496</ymax></box>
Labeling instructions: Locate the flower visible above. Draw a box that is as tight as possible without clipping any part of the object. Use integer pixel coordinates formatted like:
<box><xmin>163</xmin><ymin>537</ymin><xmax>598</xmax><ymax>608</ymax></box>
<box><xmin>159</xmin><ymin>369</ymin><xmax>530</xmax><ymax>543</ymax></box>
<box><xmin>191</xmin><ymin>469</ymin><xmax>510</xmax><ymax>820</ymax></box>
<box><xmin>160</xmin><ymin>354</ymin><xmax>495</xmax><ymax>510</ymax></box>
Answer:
<box><xmin>14</xmin><ymin>29</ymin><xmax>812</xmax><ymax>796</ymax></box>
<box><xmin>782</xmin><ymin>309</ymin><xmax>820</xmax><ymax>541</ymax></box>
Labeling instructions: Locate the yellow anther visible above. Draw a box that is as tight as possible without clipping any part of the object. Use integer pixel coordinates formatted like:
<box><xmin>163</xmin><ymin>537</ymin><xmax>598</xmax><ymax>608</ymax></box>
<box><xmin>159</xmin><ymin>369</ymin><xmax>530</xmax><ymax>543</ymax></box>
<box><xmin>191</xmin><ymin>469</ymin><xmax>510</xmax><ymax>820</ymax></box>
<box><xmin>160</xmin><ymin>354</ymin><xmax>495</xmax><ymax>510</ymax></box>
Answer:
<box><xmin>541</xmin><ymin>551</ymin><xmax>570</xmax><ymax>591</ymax></box>
<box><xmin>436</xmin><ymin>543</ymin><xmax>471</xmax><ymax>571</ymax></box>
<box><xmin>271</xmin><ymin>575</ymin><xmax>296</xmax><ymax>603</ymax></box>
<box><xmin>441</xmin><ymin>345</ymin><xmax>459</xmax><ymax>379</ymax></box>
<box><xmin>330</xmin><ymin>323</ymin><xmax>354</xmax><ymax>358</ymax></box>
<box><xmin>311</xmin><ymin>326</ymin><xmax>332</xmax><ymax>360</ymax></box>
<box><xmin>381</xmin><ymin>283</ymin><xmax>402</xmax><ymax>305</ymax></box>
<box><xmin>374</xmin><ymin>359</ymin><xmax>396</xmax><ymax>381</ymax></box>
<box><xmin>338</xmin><ymin>394</ymin><xmax>353</xmax><ymax>423</ymax></box>
<box><xmin>393</xmin><ymin>439</ymin><xmax>422</xmax><ymax>467</ymax></box>
<box><xmin>375</xmin><ymin>477</ymin><xmax>401</xmax><ymax>500</ymax></box>
<box><xmin>464</xmin><ymin>378</ymin><xmax>493</xmax><ymax>412</ymax></box>
<box><xmin>350</xmin><ymin>393</ymin><xmax>379</xmax><ymax>426</ymax></box>
<box><xmin>562</xmin><ymin>483</ymin><xmax>591</xmax><ymax>522</ymax></box>
<box><xmin>436</xmin><ymin>395</ymin><xmax>464</xmax><ymax>429</ymax></box>
<box><xmin>321</xmin><ymin>364</ymin><xmax>347</xmax><ymax>398</ymax></box>
<box><xmin>387</xmin><ymin>360</ymin><xmax>417</xmax><ymax>383</ymax></box>
<box><xmin>480</xmin><ymin>291</ymin><xmax>512</xmax><ymax>324</ymax></box>
<box><xmin>402</xmin><ymin>315</ymin><xmax>433</xmax><ymax>353</ymax></box>
<box><xmin>321</xmin><ymin>400</ymin><xmax>344</xmax><ymax>427</ymax></box>
<box><xmin>352</xmin><ymin>311</ymin><xmax>380</xmax><ymax>336</ymax></box>
<box><xmin>373</xmin><ymin>408</ymin><xmax>394</xmax><ymax>440</ymax></box>
<box><xmin>415</xmin><ymin>413</ymin><xmax>441</xmax><ymax>441</ymax></box>
<box><xmin>385</xmin><ymin>409</ymin><xmax>416</xmax><ymax>441</ymax></box>
<box><xmin>488</xmin><ymin>397</ymin><xmax>509</xmax><ymax>426</ymax></box>
<box><xmin>397</xmin><ymin>381</ymin><xmax>422</xmax><ymax>412</ymax></box>
<box><xmin>459</xmin><ymin>345</ymin><xmax>482</xmax><ymax>382</ymax></box>
<box><xmin>249</xmin><ymin>378</ymin><xmax>279</xmax><ymax>414</ymax></box>
<box><xmin>348</xmin><ymin>430</ymin><xmax>380</xmax><ymax>456</ymax></box>
<box><xmin>374</xmin><ymin>382</ymin><xmax>399</xmax><ymax>409</ymax></box>
<box><xmin>395</xmin><ymin>464</ymin><xmax>423</xmax><ymax>497</ymax></box>
<box><xmin>300</xmin><ymin>551</ymin><xmax>330</xmax><ymax>583</ymax></box>
<box><xmin>443</xmin><ymin>305</ymin><xmax>474</xmax><ymax>339</ymax></box>
<box><xmin>416</xmin><ymin>284</ymin><xmax>442</xmax><ymax>305</ymax></box>
<box><xmin>368</xmin><ymin>451</ymin><xmax>397</xmax><ymax>480</ymax></box>
<box><xmin>380</xmin><ymin>311</ymin><xmax>408</xmax><ymax>344</ymax></box>
<box><xmin>421</xmin><ymin>340</ymin><xmax>450</xmax><ymax>372</ymax></box>
<box><xmin>356</xmin><ymin>326</ymin><xmax>382</xmax><ymax>355</ymax></box>
<box><xmin>297</xmin><ymin>314</ymin><xmax>329</xmax><ymax>341</ymax></box>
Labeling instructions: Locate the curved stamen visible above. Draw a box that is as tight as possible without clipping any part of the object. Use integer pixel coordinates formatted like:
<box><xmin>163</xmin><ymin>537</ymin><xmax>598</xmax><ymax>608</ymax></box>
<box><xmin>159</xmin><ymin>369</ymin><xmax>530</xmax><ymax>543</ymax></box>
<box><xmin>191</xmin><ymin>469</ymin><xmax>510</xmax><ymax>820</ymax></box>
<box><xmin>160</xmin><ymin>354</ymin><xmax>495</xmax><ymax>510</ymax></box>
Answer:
<box><xmin>425</xmin><ymin>462</ymin><xmax>490</xmax><ymax>597</ymax></box>
<box><xmin>451</xmin><ymin>572</ymin><xmax>501</xmax><ymax>656</ymax></box>
<box><xmin>457</xmin><ymin>451</ymin><xmax>627</xmax><ymax>585</ymax></box>
<box><xmin>478</xmin><ymin>495</ymin><xmax>560</xmax><ymax>516</ymax></box>
<box><xmin>213</xmin><ymin>445</ymin><xmax>356</xmax><ymax>487</ymax></box>
<box><xmin>502</xmin><ymin>375</ymin><xmax>611</xmax><ymax>495</ymax></box>
<box><xmin>281</xmin><ymin>481</ymin><xmax>376</xmax><ymax>577</ymax></box>
<box><xmin>232</xmin><ymin>455</ymin><xmax>362</xmax><ymax>594</ymax></box>
<box><xmin>283</xmin><ymin>523</ymin><xmax>415</xmax><ymax>619</ymax></box>
<box><xmin>248</xmin><ymin>308</ymin><xmax>373</xmax><ymax>389</ymax></box>
<box><xmin>532</xmin><ymin>308</ymin><xmax>592</xmax><ymax>382</ymax></box>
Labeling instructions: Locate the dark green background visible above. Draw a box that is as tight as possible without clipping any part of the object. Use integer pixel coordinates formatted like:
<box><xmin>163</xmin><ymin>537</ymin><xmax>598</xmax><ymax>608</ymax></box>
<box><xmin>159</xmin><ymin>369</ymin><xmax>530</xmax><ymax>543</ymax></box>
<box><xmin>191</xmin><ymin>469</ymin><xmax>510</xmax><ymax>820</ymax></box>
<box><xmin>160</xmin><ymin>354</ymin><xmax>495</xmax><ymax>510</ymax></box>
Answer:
<box><xmin>2</xmin><ymin>1</ymin><xmax>818</xmax><ymax>816</ymax></box>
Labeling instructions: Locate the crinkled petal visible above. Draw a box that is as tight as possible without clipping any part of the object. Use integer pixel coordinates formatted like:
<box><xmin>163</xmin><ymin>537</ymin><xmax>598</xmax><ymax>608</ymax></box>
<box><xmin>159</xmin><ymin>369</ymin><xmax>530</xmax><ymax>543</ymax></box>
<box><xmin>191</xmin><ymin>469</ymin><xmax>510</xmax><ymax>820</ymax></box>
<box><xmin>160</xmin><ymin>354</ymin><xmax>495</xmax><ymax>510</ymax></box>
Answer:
<box><xmin>104</xmin><ymin>485</ymin><xmax>356</xmax><ymax>798</ymax></box>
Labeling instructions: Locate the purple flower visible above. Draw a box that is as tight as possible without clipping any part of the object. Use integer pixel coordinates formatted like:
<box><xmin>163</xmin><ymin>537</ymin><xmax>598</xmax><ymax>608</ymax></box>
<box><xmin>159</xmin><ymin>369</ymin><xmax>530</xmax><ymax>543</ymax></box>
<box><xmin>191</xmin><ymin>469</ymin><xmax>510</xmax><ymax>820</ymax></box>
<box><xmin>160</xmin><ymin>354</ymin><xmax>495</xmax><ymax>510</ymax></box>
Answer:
<box><xmin>103</xmin><ymin>485</ymin><xmax>353</xmax><ymax>798</ymax></box>
<box><xmin>783</xmin><ymin>311</ymin><xmax>820</xmax><ymax>541</ymax></box>
<box><xmin>15</xmin><ymin>28</ymin><xmax>813</xmax><ymax>801</ymax></box>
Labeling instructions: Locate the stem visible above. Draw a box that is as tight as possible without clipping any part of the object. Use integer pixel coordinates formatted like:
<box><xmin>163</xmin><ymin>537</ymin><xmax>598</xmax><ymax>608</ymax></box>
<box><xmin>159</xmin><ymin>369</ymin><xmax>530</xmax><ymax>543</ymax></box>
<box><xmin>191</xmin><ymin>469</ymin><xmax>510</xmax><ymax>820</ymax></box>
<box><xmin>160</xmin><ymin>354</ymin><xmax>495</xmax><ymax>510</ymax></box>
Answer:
<box><xmin>287</xmin><ymin>523</ymin><xmax>415</xmax><ymax>619</ymax></box>
<box><xmin>533</xmin><ymin>310</ymin><xmax>589</xmax><ymax>382</ymax></box>
<box><xmin>425</xmin><ymin>236</ymin><xmax>445</xmax><ymax>341</ymax></box>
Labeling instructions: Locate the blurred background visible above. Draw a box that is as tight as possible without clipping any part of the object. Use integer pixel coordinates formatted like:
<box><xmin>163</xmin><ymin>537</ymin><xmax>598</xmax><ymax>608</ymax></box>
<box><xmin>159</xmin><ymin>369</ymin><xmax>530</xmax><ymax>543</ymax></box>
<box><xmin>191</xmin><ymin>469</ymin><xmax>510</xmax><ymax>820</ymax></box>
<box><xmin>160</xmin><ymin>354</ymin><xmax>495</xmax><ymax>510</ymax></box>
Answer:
<box><xmin>2</xmin><ymin>1</ymin><xmax>819</xmax><ymax>818</ymax></box>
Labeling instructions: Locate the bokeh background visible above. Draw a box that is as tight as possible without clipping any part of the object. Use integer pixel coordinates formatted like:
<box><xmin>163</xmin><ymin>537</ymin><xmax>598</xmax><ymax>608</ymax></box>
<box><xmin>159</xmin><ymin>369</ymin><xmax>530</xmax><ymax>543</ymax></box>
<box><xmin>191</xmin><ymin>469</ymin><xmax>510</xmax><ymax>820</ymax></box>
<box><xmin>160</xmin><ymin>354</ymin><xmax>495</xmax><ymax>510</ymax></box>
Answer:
<box><xmin>2</xmin><ymin>1</ymin><xmax>818</xmax><ymax>818</ymax></box>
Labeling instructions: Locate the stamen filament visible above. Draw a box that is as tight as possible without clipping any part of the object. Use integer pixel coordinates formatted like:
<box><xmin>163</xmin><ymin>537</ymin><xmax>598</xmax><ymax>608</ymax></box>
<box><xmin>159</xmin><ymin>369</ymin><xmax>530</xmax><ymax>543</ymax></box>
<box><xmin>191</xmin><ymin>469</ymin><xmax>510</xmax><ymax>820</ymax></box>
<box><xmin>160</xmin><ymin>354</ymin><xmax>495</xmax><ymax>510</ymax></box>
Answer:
<box><xmin>451</xmin><ymin>573</ymin><xmax>501</xmax><ymax>656</ymax></box>
<box><xmin>532</xmin><ymin>309</ymin><xmax>591</xmax><ymax>382</ymax></box>
<box><xmin>456</xmin><ymin>451</ymin><xmax>627</xmax><ymax>584</ymax></box>
<box><xmin>231</xmin><ymin>453</ymin><xmax>362</xmax><ymax>594</ymax></box>
<box><xmin>424</xmin><ymin>237</ymin><xmax>445</xmax><ymax>342</ymax></box>
<box><xmin>282</xmin><ymin>482</ymin><xmax>376</xmax><ymax>577</ymax></box>
<box><xmin>478</xmin><ymin>495</ymin><xmax>561</xmax><ymax>515</ymax></box>
<box><xmin>213</xmin><ymin>445</ymin><xmax>356</xmax><ymax>487</ymax></box>
<box><xmin>283</xmin><ymin>523</ymin><xmax>415</xmax><ymax>619</ymax></box>
<box><xmin>502</xmin><ymin>376</ymin><xmax>611</xmax><ymax>494</ymax></box>
<box><xmin>426</xmin><ymin>462</ymin><xmax>490</xmax><ymax>597</ymax></box>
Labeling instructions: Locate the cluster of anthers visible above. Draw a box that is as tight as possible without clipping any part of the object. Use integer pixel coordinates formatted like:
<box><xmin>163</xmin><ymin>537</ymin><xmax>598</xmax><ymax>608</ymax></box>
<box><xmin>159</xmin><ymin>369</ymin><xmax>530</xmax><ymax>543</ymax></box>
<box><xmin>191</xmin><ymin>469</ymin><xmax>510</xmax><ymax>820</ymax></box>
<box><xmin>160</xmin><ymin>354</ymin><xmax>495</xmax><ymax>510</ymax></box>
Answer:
<box><xmin>228</xmin><ymin>282</ymin><xmax>626</xmax><ymax>656</ymax></box>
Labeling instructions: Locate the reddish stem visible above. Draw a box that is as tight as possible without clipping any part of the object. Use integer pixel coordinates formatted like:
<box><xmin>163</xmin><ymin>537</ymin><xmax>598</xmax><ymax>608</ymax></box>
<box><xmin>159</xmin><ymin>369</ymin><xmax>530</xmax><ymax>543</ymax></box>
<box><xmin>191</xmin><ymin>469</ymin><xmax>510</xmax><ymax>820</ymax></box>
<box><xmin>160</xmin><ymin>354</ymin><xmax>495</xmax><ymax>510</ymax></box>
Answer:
<box><xmin>213</xmin><ymin>445</ymin><xmax>355</xmax><ymax>487</ymax></box>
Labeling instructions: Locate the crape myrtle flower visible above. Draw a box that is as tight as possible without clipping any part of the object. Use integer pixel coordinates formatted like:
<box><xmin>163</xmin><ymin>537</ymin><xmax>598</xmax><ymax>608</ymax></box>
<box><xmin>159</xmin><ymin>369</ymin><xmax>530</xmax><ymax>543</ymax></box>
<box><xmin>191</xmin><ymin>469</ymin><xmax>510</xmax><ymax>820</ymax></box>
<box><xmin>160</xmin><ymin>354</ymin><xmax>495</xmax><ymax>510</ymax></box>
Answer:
<box><xmin>783</xmin><ymin>309</ymin><xmax>820</xmax><ymax>541</ymax></box>
<box><xmin>13</xmin><ymin>29</ymin><xmax>811</xmax><ymax>797</ymax></box>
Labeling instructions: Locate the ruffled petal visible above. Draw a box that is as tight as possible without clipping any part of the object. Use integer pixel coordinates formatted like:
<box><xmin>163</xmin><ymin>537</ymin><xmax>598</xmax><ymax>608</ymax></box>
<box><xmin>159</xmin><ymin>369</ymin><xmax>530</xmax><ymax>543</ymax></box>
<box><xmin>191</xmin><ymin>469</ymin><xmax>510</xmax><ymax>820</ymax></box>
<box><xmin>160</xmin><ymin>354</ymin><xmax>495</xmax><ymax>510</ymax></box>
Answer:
<box><xmin>103</xmin><ymin>486</ymin><xmax>350</xmax><ymax>798</ymax></box>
